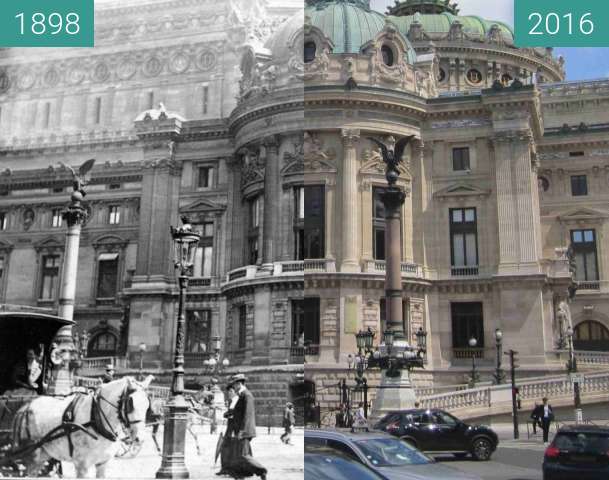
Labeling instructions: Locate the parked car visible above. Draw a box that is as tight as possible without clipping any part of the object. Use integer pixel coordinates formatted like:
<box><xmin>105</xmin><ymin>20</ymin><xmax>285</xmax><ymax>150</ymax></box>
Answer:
<box><xmin>374</xmin><ymin>408</ymin><xmax>498</xmax><ymax>461</ymax></box>
<box><xmin>305</xmin><ymin>451</ymin><xmax>384</xmax><ymax>480</ymax></box>
<box><xmin>543</xmin><ymin>425</ymin><xmax>609</xmax><ymax>480</ymax></box>
<box><xmin>305</xmin><ymin>429</ymin><xmax>482</xmax><ymax>480</ymax></box>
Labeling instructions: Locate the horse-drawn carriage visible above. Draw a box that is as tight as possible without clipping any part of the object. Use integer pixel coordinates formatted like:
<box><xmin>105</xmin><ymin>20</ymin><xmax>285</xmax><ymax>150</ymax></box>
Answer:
<box><xmin>0</xmin><ymin>311</ymin><xmax>152</xmax><ymax>478</ymax></box>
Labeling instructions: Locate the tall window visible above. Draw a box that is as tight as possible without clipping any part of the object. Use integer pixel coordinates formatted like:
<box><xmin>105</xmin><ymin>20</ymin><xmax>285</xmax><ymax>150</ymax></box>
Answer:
<box><xmin>373</xmin><ymin>187</ymin><xmax>387</xmax><ymax>260</ymax></box>
<box><xmin>94</xmin><ymin>97</ymin><xmax>102</xmax><ymax>125</ymax></box>
<box><xmin>451</xmin><ymin>302</ymin><xmax>484</xmax><ymax>350</ymax></box>
<box><xmin>51</xmin><ymin>209</ymin><xmax>63</xmax><ymax>228</ymax></box>
<box><xmin>0</xmin><ymin>212</ymin><xmax>6</xmax><ymax>231</ymax></box>
<box><xmin>291</xmin><ymin>300</ymin><xmax>304</xmax><ymax>345</ymax></box>
<box><xmin>43</xmin><ymin>102</ymin><xmax>51</xmax><ymax>129</ymax></box>
<box><xmin>303</xmin><ymin>185</ymin><xmax>325</xmax><ymax>259</ymax></box>
<box><xmin>89</xmin><ymin>332</ymin><xmax>117</xmax><ymax>356</ymax></box>
<box><xmin>571</xmin><ymin>175</ymin><xmax>588</xmax><ymax>196</ymax></box>
<box><xmin>147</xmin><ymin>91</ymin><xmax>154</xmax><ymax>110</ymax></box>
<box><xmin>450</xmin><ymin>208</ymin><xmax>478</xmax><ymax>274</ymax></box>
<box><xmin>40</xmin><ymin>255</ymin><xmax>60</xmax><ymax>300</ymax></box>
<box><xmin>452</xmin><ymin>147</ymin><xmax>470</xmax><ymax>171</ymax></box>
<box><xmin>238</xmin><ymin>305</ymin><xmax>247</xmax><ymax>349</ymax></box>
<box><xmin>109</xmin><ymin>206</ymin><xmax>121</xmax><ymax>225</ymax></box>
<box><xmin>97</xmin><ymin>254</ymin><xmax>119</xmax><ymax>298</ymax></box>
<box><xmin>571</xmin><ymin>229</ymin><xmax>598</xmax><ymax>281</ymax></box>
<box><xmin>197</xmin><ymin>166</ymin><xmax>214</xmax><ymax>189</ymax></box>
<box><xmin>193</xmin><ymin>222</ymin><xmax>214</xmax><ymax>277</ymax></box>
<box><xmin>202</xmin><ymin>85</ymin><xmax>209</xmax><ymax>115</ymax></box>
<box><xmin>248</xmin><ymin>196</ymin><xmax>260</xmax><ymax>265</ymax></box>
<box><xmin>186</xmin><ymin>310</ymin><xmax>211</xmax><ymax>353</ymax></box>
<box><xmin>303</xmin><ymin>298</ymin><xmax>320</xmax><ymax>347</ymax></box>
<box><xmin>294</xmin><ymin>187</ymin><xmax>305</xmax><ymax>260</ymax></box>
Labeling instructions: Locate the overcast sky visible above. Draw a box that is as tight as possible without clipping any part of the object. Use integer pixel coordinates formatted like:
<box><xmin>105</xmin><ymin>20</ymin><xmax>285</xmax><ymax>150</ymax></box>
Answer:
<box><xmin>371</xmin><ymin>0</ymin><xmax>609</xmax><ymax>81</ymax></box>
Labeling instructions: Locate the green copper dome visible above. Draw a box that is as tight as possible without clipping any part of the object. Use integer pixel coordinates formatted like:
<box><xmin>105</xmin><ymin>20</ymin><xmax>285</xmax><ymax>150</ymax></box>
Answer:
<box><xmin>306</xmin><ymin>0</ymin><xmax>417</xmax><ymax>63</ymax></box>
<box><xmin>387</xmin><ymin>1</ymin><xmax>514</xmax><ymax>43</ymax></box>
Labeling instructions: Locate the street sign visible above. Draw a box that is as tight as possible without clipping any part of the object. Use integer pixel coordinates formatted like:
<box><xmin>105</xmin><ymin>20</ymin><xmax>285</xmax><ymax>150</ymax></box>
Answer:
<box><xmin>570</xmin><ymin>373</ymin><xmax>584</xmax><ymax>384</ymax></box>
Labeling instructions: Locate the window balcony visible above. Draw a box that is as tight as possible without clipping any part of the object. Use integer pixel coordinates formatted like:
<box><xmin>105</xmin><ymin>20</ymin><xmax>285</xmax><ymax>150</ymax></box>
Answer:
<box><xmin>364</xmin><ymin>260</ymin><xmax>422</xmax><ymax>278</ymax></box>
<box><xmin>577</xmin><ymin>280</ymin><xmax>600</xmax><ymax>291</ymax></box>
<box><xmin>452</xmin><ymin>347</ymin><xmax>485</xmax><ymax>359</ymax></box>
<box><xmin>451</xmin><ymin>265</ymin><xmax>479</xmax><ymax>277</ymax></box>
<box><xmin>290</xmin><ymin>345</ymin><xmax>320</xmax><ymax>363</ymax></box>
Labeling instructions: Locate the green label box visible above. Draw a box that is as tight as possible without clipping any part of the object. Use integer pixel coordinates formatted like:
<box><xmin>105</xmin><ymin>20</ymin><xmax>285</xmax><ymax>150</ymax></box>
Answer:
<box><xmin>0</xmin><ymin>0</ymin><xmax>94</xmax><ymax>47</ymax></box>
<box><xmin>515</xmin><ymin>0</ymin><xmax>609</xmax><ymax>47</ymax></box>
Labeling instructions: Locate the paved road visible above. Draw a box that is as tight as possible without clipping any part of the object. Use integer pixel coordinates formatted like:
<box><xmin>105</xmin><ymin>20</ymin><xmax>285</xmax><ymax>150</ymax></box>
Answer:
<box><xmin>60</xmin><ymin>426</ymin><xmax>303</xmax><ymax>479</ymax></box>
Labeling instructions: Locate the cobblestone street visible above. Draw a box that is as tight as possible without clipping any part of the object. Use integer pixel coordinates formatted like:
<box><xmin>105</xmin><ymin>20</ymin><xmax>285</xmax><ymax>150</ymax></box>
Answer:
<box><xmin>61</xmin><ymin>427</ymin><xmax>303</xmax><ymax>479</ymax></box>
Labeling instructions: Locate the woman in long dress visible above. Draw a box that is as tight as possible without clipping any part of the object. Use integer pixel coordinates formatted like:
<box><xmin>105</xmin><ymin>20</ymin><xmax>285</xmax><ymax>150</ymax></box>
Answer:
<box><xmin>218</xmin><ymin>385</ymin><xmax>241</xmax><ymax>477</ymax></box>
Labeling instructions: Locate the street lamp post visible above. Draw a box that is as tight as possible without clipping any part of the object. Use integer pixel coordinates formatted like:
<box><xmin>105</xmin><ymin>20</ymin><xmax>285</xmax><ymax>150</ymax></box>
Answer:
<box><xmin>566</xmin><ymin>326</ymin><xmax>581</xmax><ymax>412</ymax></box>
<box><xmin>138</xmin><ymin>342</ymin><xmax>147</xmax><ymax>381</ymax></box>
<box><xmin>494</xmin><ymin>329</ymin><xmax>505</xmax><ymax>385</ymax></box>
<box><xmin>156</xmin><ymin>217</ymin><xmax>201</xmax><ymax>480</ymax></box>
<box><xmin>469</xmin><ymin>336</ymin><xmax>479</xmax><ymax>388</ymax></box>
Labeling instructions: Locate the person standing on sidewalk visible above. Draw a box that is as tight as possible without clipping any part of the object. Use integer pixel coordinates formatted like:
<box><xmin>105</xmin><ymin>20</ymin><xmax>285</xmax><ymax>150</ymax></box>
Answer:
<box><xmin>540</xmin><ymin>397</ymin><xmax>555</xmax><ymax>444</ymax></box>
<box><xmin>231</xmin><ymin>373</ymin><xmax>267</xmax><ymax>480</ymax></box>
<box><xmin>530</xmin><ymin>402</ymin><xmax>543</xmax><ymax>435</ymax></box>
<box><xmin>280</xmin><ymin>402</ymin><xmax>295</xmax><ymax>445</ymax></box>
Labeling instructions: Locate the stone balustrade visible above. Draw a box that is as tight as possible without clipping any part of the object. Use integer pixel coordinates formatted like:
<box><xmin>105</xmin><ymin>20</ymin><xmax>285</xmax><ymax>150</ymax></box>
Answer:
<box><xmin>81</xmin><ymin>356</ymin><xmax>128</xmax><ymax>370</ymax></box>
<box><xmin>364</xmin><ymin>260</ymin><xmax>423</xmax><ymax>278</ymax></box>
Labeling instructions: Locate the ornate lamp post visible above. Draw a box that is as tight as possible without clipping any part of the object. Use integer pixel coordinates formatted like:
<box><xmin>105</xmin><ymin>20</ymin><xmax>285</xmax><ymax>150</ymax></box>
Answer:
<box><xmin>469</xmin><ymin>336</ymin><xmax>480</xmax><ymax>388</ymax></box>
<box><xmin>138</xmin><ymin>342</ymin><xmax>147</xmax><ymax>381</ymax></box>
<box><xmin>156</xmin><ymin>217</ymin><xmax>200</xmax><ymax>479</ymax></box>
<box><xmin>494</xmin><ymin>329</ymin><xmax>505</xmax><ymax>385</ymax></box>
<box><xmin>566</xmin><ymin>326</ymin><xmax>581</xmax><ymax>410</ymax></box>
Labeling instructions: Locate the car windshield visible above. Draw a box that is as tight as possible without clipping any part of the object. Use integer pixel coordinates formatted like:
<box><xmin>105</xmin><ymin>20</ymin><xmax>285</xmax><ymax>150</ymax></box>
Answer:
<box><xmin>355</xmin><ymin>438</ymin><xmax>432</xmax><ymax>467</ymax></box>
<box><xmin>554</xmin><ymin>432</ymin><xmax>609</xmax><ymax>454</ymax></box>
<box><xmin>305</xmin><ymin>454</ymin><xmax>382</xmax><ymax>480</ymax></box>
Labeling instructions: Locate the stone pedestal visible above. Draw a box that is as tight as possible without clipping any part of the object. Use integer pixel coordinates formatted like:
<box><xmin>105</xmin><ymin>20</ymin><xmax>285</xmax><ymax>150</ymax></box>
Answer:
<box><xmin>370</xmin><ymin>369</ymin><xmax>416</xmax><ymax>421</ymax></box>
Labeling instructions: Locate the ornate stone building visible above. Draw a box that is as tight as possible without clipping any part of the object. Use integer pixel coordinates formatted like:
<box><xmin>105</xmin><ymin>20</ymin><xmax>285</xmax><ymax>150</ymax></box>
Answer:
<box><xmin>0</xmin><ymin>0</ymin><xmax>305</xmax><ymax>418</ymax></box>
<box><xmin>302</xmin><ymin>0</ymin><xmax>609</xmax><ymax>406</ymax></box>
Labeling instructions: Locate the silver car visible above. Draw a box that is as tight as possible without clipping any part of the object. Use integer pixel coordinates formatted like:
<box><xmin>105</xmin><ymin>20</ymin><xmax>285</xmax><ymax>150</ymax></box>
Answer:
<box><xmin>305</xmin><ymin>429</ymin><xmax>482</xmax><ymax>480</ymax></box>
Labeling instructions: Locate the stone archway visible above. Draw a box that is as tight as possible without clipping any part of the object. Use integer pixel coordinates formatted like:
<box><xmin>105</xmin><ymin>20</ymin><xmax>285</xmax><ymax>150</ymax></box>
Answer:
<box><xmin>574</xmin><ymin>320</ymin><xmax>609</xmax><ymax>351</ymax></box>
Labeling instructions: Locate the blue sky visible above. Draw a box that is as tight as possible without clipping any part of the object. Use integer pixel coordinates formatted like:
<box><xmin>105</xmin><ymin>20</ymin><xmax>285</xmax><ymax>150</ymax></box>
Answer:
<box><xmin>371</xmin><ymin>0</ymin><xmax>609</xmax><ymax>80</ymax></box>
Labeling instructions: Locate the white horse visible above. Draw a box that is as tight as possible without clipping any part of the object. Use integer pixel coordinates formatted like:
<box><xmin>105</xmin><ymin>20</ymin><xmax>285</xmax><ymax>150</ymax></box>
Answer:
<box><xmin>12</xmin><ymin>375</ymin><xmax>152</xmax><ymax>478</ymax></box>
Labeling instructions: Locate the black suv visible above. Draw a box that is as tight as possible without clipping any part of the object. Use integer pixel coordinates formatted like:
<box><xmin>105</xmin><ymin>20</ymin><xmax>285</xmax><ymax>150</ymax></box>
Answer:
<box><xmin>374</xmin><ymin>409</ymin><xmax>498</xmax><ymax>461</ymax></box>
<box><xmin>543</xmin><ymin>425</ymin><xmax>609</xmax><ymax>480</ymax></box>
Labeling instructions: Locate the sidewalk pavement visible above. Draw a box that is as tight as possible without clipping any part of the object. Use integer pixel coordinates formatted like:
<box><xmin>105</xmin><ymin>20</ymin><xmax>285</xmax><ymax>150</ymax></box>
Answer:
<box><xmin>61</xmin><ymin>426</ymin><xmax>303</xmax><ymax>479</ymax></box>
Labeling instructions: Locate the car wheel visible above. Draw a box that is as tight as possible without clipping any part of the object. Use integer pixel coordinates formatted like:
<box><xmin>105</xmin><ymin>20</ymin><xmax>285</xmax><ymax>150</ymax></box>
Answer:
<box><xmin>453</xmin><ymin>452</ymin><xmax>468</xmax><ymax>459</ymax></box>
<box><xmin>471</xmin><ymin>437</ymin><xmax>492</xmax><ymax>461</ymax></box>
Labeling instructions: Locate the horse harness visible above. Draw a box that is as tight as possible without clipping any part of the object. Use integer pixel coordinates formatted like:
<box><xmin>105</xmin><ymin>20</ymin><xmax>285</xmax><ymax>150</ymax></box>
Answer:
<box><xmin>60</xmin><ymin>385</ymin><xmax>140</xmax><ymax>456</ymax></box>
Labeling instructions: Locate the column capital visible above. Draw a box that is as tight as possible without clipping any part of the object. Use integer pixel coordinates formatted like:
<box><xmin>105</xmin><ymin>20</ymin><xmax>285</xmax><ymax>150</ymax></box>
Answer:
<box><xmin>491</xmin><ymin>129</ymin><xmax>533</xmax><ymax>145</ymax></box>
<box><xmin>262</xmin><ymin>135</ymin><xmax>280</xmax><ymax>154</ymax></box>
<box><xmin>341</xmin><ymin>128</ymin><xmax>360</xmax><ymax>147</ymax></box>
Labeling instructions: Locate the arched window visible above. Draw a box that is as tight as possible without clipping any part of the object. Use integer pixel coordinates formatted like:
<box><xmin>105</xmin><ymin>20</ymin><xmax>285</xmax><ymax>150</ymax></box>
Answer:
<box><xmin>88</xmin><ymin>331</ymin><xmax>118</xmax><ymax>357</ymax></box>
<box><xmin>381</xmin><ymin>45</ymin><xmax>394</xmax><ymax>67</ymax></box>
<box><xmin>574</xmin><ymin>321</ymin><xmax>609</xmax><ymax>351</ymax></box>
<box><xmin>304</xmin><ymin>41</ymin><xmax>317</xmax><ymax>63</ymax></box>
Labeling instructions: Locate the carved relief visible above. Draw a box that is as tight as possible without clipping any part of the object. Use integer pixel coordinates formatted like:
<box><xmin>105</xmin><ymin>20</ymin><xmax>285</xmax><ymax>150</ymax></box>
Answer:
<box><xmin>240</xmin><ymin>149</ymin><xmax>265</xmax><ymax>188</ymax></box>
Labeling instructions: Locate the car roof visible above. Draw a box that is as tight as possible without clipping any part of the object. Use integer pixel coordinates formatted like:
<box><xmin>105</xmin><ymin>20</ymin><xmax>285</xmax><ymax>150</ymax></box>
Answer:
<box><xmin>383</xmin><ymin>409</ymin><xmax>447</xmax><ymax>415</ymax></box>
<box><xmin>305</xmin><ymin>428</ymin><xmax>396</xmax><ymax>441</ymax></box>
<box><xmin>557</xmin><ymin>425</ymin><xmax>609</xmax><ymax>434</ymax></box>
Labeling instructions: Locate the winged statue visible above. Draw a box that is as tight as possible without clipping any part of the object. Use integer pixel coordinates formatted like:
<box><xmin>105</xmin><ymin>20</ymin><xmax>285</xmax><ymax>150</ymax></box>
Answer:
<box><xmin>367</xmin><ymin>136</ymin><xmax>415</xmax><ymax>185</ymax></box>
<box><xmin>58</xmin><ymin>159</ymin><xmax>95</xmax><ymax>194</ymax></box>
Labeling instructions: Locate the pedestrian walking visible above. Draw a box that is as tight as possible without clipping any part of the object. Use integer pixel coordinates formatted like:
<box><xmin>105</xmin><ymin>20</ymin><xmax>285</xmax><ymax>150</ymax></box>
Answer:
<box><xmin>540</xmin><ymin>397</ymin><xmax>554</xmax><ymax>444</ymax></box>
<box><xmin>530</xmin><ymin>402</ymin><xmax>543</xmax><ymax>435</ymax></box>
<box><xmin>335</xmin><ymin>404</ymin><xmax>345</xmax><ymax>428</ymax></box>
<box><xmin>231</xmin><ymin>373</ymin><xmax>267</xmax><ymax>480</ymax></box>
<box><xmin>280</xmin><ymin>402</ymin><xmax>295</xmax><ymax>445</ymax></box>
<box><xmin>217</xmin><ymin>384</ymin><xmax>239</xmax><ymax>477</ymax></box>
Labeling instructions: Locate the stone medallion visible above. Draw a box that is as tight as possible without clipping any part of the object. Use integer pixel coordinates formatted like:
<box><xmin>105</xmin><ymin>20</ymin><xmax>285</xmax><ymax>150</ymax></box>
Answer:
<box><xmin>197</xmin><ymin>51</ymin><xmax>217</xmax><ymax>71</ymax></box>
<box><xmin>0</xmin><ymin>70</ymin><xmax>10</xmax><ymax>94</ymax></box>
<box><xmin>144</xmin><ymin>56</ymin><xmax>163</xmax><ymax>77</ymax></box>
<box><xmin>44</xmin><ymin>68</ymin><xmax>60</xmax><ymax>87</ymax></box>
<box><xmin>68</xmin><ymin>67</ymin><xmax>85</xmax><ymax>85</ymax></box>
<box><xmin>170</xmin><ymin>52</ymin><xmax>190</xmax><ymax>74</ymax></box>
<box><xmin>93</xmin><ymin>62</ymin><xmax>111</xmax><ymax>82</ymax></box>
<box><xmin>117</xmin><ymin>59</ymin><xmax>137</xmax><ymax>80</ymax></box>
<box><xmin>17</xmin><ymin>69</ymin><xmax>35</xmax><ymax>90</ymax></box>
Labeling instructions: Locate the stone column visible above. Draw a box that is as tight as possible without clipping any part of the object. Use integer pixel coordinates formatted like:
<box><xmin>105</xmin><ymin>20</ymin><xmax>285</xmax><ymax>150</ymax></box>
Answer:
<box><xmin>381</xmin><ymin>187</ymin><xmax>406</xmax><ymax>339</ymax></box>
<box><xmin>49</xmin><ymin>189</ymin><xmax>88</xmax><ymax>395</ymax></box>
<box><xmin>262</xmin><ymin>135</ymin><xmax>280</xmax><ymax>267</ymax></box>
<box><xmin>340</xmin><ymin>129</ymin><xmax>360</xmax><ymax>272</ymax></box>
<box><xmin>492</xmin><ymin>130</ymin><xmax>541</xmax><ymax>274</ymax></box>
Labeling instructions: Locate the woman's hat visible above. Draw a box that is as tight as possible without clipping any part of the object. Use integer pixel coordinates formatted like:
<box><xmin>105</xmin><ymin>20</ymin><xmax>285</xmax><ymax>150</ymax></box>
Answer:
<box><xmin>229</xmin><ymin>373</ymin><xmax>246</xmax><ymax>385</ymax></box>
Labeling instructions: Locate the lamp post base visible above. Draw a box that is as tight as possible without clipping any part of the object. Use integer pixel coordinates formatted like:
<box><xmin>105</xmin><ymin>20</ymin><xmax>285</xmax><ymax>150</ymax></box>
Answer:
<box><xmin>156</xmin><ymin>395</ymin><xmax>190</xmax><ymax>479</ymax></box>
<box><xmin>370</xmin><ymin>370</ymin><xmax>416</xmax><ymax>422</ymax></box>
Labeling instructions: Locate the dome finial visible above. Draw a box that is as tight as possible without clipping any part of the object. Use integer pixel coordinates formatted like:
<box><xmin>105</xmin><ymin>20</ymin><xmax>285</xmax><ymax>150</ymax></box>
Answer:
<box><xmin>388</xmin><ymin>0</ymin><xmax>459</xmax><ymax>16</ymax></box>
